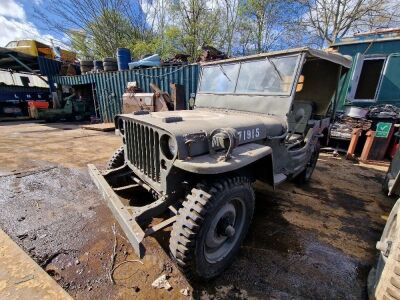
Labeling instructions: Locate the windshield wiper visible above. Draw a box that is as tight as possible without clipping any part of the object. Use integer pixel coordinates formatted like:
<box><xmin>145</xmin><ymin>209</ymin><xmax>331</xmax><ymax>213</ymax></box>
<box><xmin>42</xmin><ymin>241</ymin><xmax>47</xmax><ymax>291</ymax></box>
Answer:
<box><xmin>219</xmin><ymin>65</ymin><xmax>231</xmax><ymax>82</ymax></box>
<box><xmin>265</xmin><ymin>57</ymin><xmax>283</xmax><ymax>81</ymax></box>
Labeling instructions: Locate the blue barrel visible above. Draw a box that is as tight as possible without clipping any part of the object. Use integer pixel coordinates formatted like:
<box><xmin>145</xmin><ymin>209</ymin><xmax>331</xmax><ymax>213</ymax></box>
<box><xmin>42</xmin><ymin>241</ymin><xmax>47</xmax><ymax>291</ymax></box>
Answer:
<box><xmin>117</xmin><ymin>48</ymin><xmax>132</xmax><ymax>71</ymax></box>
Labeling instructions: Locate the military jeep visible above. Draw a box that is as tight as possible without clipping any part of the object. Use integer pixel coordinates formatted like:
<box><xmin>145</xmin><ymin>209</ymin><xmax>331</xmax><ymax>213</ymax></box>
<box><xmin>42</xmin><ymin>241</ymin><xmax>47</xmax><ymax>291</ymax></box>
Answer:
<box><xmin>88</xmin><ymin>47</ymin><xmax>351</xmax><ymax>279</ymax></box>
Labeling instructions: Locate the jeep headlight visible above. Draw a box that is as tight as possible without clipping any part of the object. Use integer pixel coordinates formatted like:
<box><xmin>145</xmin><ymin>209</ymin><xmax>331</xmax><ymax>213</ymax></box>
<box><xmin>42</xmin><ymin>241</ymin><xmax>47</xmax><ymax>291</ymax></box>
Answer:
<box><xmin>160</xmin><ymin>134</ymin><xmax>177</xmax><ymax>159</ymax></box>
<box><xmin>168</xmin><ymin>137</ymin><xmax>177</xmax><ymax>157</ymax></box>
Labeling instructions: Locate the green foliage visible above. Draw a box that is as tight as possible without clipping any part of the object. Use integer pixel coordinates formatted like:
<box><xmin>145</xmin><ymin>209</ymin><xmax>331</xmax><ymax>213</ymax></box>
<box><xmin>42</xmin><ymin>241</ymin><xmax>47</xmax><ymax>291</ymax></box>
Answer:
<box><xmin>69</xmin><ymin>30</ymin><xmax>94</xmax><ymax>60</ymax></box>
<box><xmin>131</xmin><ymin>26</ymin><xmax>183</xmax><ymax>60</ymax></box>
<box><xmin>88</xmin><ymin>9</ymin><xmax>138</xmax><ymax>59</ymax></box>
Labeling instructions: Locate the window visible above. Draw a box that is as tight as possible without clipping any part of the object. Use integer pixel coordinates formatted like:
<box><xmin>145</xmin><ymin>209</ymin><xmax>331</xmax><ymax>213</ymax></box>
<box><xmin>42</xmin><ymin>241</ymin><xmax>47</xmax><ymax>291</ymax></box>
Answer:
<box><xmin>199</xmin><ymin>63</ymin><xmax>240</xmax><ymax>93</ymax></box>
<box><xmin>198</xmin><ymin>54</ymin><xmax>299</xmax><ymax>95</ymax></box>
<box><xmin>348</xmin><ymin>56</ymin><xmax>387</xmax><ymax>102</ymax></box>
<box><xmin>5</xmin><ymin>41</ymin><xmax>18</xmax><ymax>48</ymax></box>
<box><xmin>354</xmin><ymin>58</ymin><xmax>385</xmax><ymax>100</ymax></box>
<box><xmin>236</xmin><ymin>56</ymin><xmax>298</xmax><ymax>94</ymax></box>
<box><xmin>20</xmin><ymin>76</ymin><xmax>30</xmax><ymax>87</ymax></box>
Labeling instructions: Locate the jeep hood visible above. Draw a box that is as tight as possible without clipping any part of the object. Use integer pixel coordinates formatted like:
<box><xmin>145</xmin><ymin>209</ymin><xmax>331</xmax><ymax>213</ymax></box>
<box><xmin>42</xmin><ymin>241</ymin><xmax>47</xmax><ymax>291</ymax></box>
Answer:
<box><xmin>118</xmin><ymin>108</ymin><xmax>286</xmax><ymax>159</ymax></box>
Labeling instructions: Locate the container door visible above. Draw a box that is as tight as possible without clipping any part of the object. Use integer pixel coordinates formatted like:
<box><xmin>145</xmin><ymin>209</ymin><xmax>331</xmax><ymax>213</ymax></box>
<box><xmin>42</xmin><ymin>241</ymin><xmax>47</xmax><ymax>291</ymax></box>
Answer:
<box><xmin>347</xmin><ymin>53</ymin><xmax>365</xmax><ymax>101</ymax></box>
<box><xmin>377</xmin><ymin>53</ymin><xmax>400</xmax><ymax>102</ymax></box>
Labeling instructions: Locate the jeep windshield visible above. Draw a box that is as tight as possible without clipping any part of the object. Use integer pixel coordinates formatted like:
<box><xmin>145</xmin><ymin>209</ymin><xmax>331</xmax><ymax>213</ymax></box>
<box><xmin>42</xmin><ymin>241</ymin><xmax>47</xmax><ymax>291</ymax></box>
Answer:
<box><xmin>199</xmin><ymin>54</ymin><xmax>300</xmax><ymax>95</ymax></box>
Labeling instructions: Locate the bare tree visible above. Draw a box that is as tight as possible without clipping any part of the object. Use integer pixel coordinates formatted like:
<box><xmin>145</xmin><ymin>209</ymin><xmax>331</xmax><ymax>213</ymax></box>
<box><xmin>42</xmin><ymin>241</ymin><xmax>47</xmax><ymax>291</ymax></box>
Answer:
<box><xmin>34</xmin><ymin>0</ymin><xmax>146</xmax><ymax>58</ymax></box>
<box><xmin>301</xmin><ymin>0</ymin><xmax>400</xmax><ymax>46</ymax></box>
<box><xmin>218</xmin><ymin>0</ymin><xmax>241</xmax><ymax>55</ymax></box>
<box><xmin>236</xmin><ymin>0</ymin><xmax>303</xmax><ymax>54</ymax></box>
<box><xmin>168</xmin><ymin>0</ymin><xmax>222</xmax><ymax>60</ymax></box>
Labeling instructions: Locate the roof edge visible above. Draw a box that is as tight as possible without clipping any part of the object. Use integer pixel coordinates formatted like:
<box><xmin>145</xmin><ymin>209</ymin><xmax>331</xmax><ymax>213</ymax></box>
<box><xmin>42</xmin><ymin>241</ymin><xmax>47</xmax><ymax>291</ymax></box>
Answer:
<box><xmin>201</xmin><ymin>47</ymin><xmax>352</xmax><ymax>68</ymax></box>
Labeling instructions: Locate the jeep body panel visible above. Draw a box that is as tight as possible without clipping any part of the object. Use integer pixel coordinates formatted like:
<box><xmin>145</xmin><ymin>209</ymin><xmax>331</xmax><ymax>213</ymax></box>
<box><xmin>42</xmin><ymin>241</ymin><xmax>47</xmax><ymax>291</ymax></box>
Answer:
<box><xmin>174</xmin><ymin>143</ymin><xmax>272</xmax><ymax>174</ymax></box>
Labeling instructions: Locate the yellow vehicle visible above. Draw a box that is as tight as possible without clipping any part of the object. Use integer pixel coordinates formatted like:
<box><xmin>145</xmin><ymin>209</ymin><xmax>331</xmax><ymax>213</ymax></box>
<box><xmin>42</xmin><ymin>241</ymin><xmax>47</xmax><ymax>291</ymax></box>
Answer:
<box><xmin>5</xmin><ymin>40</ymin><xmax>76</xmax><ymax>63</ymax></box>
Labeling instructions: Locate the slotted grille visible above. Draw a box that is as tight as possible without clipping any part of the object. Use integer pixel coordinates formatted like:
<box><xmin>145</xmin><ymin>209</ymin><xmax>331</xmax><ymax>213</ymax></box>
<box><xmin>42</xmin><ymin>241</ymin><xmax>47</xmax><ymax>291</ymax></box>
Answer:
<box><xmin>124</xmin><ymin>120</ymin><xmax>160</xmax><ymax>183</ymax></box>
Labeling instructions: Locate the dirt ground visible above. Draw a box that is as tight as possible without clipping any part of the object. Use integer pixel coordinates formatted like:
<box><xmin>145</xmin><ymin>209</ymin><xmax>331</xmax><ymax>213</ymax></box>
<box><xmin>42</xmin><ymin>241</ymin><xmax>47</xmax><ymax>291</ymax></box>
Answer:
<box><xmin>0</xmin><ymin>121</ymin><xmax>395</xmax><ymax>299</ymax></box>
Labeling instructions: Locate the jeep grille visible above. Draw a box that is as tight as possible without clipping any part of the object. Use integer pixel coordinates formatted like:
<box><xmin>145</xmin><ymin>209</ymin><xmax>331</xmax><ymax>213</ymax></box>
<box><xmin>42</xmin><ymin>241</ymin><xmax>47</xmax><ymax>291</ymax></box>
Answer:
<box><xmin>124</xmin><ymin>120</ymin><xmax>161</xmax><ymax>183</ymax></box>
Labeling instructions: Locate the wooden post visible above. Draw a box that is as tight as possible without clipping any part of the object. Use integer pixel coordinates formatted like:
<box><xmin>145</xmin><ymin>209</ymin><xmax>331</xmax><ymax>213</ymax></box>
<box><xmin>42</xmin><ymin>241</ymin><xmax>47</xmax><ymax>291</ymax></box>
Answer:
<box><xmin>360</xmin><ymin>130</ymin><xmax>375</xmax><ymax>162</ymax></box>
<box><xmin>170</xmin><ymin>83</ymin><xmax>185</xmax><ymax>110</ymax></box>
<box><xmin>346</xmin><ymin>128</ymin><xmax>363</xmax><ymax>160</ymax></box>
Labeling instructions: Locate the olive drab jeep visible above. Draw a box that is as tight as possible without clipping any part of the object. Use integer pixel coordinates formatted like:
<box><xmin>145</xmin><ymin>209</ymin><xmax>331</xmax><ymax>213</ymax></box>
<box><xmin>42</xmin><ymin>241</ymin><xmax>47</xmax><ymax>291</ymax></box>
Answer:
<box><xmin>88</xmin><ymin>47</ymin><xmax>351</xmax><ymax>280</ymax></box>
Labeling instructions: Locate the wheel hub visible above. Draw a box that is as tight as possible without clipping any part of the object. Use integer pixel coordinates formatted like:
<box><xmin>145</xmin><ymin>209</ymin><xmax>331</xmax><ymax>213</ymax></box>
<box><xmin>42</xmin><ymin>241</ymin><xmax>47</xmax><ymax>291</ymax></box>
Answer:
<box><xmin>204</xmin><ymin>198</ymin><xmax>246</xmax><ymax>264</ymax></box>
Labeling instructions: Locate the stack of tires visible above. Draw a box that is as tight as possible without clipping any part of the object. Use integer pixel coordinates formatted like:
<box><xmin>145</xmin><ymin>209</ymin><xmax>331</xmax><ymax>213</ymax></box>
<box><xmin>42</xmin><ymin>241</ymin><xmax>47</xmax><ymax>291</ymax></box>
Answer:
<box><xmin>93</xmin><ymin>60</ymin><xmax>104</xmax><ymax>72</ymax></box>
<box><xmin>103</xmin><ymin>57</ymin><xmax>118</xmax><ymax>72</ymax></box>
<box><xmin>80</xmin><ymin>60</ymin><xmax>94</xmax><ymax>74</ymax></box>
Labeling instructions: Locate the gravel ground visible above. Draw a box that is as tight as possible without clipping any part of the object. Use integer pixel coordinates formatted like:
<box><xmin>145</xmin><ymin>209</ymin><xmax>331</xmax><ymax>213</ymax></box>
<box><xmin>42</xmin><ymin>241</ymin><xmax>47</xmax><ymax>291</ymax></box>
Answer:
<box><xmin>0</xmin><ymin>121</ymin><xmax>395</xmax><ymax>299</ymax></box>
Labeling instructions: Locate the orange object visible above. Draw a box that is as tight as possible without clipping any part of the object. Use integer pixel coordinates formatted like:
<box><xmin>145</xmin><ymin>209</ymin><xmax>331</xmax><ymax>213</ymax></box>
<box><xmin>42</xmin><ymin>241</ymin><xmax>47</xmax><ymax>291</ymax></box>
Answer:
<box><xmin>346</xmin><ymin>128</ymin><xmax>363</xmax><ymax>160</ymax></box>
<box><xmin>360</xmin><ymin>130</ymin><xmax>375</xmax><ymax>162</ymax></box>
<box><xmin>28</xmin><ymin>101</ymin><xmax>49</xmax><ymax>109</ymax></box>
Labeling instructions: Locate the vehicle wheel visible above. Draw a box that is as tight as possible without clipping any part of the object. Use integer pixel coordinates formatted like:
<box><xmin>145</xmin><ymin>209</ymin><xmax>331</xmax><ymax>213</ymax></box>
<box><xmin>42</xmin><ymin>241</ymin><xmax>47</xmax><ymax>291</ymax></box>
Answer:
<box><xmin>107</xmin><ymin>146</ymin><xmax>125</xmax><ymax>169</ymax></box>
<box><xmin>294</xmin><ymin>141</ymin><xmax>320</xmax><ymax>184</ymax></box>
<box><xmin>169</xmin><ymin>177</ymin><xmax>255</xmax><ymax>280</ymax></box>
<box><xmin>369</xmin><ymin>199</ymin><xmax>400</xmax><ymax>299</ymax></box>
<box><xmin>382</xmin><ymin>173</ymin><xmax>390</xmax><ymax>194</ymax></box>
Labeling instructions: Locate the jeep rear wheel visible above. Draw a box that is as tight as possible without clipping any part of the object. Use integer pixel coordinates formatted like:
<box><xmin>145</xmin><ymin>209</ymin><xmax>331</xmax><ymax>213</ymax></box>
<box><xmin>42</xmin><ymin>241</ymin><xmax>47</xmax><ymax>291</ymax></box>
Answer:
<box><xmin>107</xmin><ymin>146</ymin><xmax>125</xmax><ymax>169</ymax></box>
<box><xmin>169</xmin><ymin>177</ymin><xmax>255</xmax><ymax>280</ymax></box>
<box><xmin>294</xmin><ymin>141</ymin><xmax>320</xmax><ymax>183</ymax></box>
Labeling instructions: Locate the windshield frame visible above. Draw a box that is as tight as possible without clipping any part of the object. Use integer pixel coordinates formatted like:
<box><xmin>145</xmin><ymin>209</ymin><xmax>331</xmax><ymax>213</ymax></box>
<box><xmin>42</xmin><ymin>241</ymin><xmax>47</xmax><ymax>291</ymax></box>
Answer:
<box><xmin>198</xmin><ymin>54</ymin><xmax>302</xmax><ymax>97</ymax></box>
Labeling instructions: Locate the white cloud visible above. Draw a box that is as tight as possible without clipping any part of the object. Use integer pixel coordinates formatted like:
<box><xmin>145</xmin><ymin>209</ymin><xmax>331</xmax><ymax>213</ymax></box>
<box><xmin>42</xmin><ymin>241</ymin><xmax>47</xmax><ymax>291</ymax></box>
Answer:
<box><xmin>0</xmin><ymin>0</ymin><xmax>69</xmax><ymax>49</ymax></box>
<box><xmin>0</xmin><ymin>15</ymin><xmax>41</xmax><ymax>46</ymax></box>
<box><xmin>0</xmin><ymin>0</ymin><xmax>25</xmax><ymax>20</ymax></box>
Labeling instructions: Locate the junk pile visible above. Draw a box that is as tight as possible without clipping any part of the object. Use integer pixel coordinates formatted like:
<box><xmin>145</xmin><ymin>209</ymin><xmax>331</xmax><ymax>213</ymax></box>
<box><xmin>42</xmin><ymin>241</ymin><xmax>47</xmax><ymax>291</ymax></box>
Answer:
<box><xmin>368</xmin><ymin>104</ymin><xmax>400</xmax><ymax>119</ymax></box>
<box><xmin>198</xmin><ymin>45</ymin><xmax>228</xmax><ymax>62</ymax></box>
<box><xmin>129</xmin><ymin>54</ymin><xmax>161</xmax><ymax>69</ymax></box>
<box><xmin>330</xmin><ymin>115</ymin><xmax>372</xmax><ymax>140</ymax></box>
<box><xmin>330</xmin><ymin>105</ymin><xmax>400</xmax><ymax>141</ymax></box>
<box><xmin>77</xmin><ymin>45</ymin><xmax>228</xmax><ymax>74</ymax></box>
<box><xmin>162</xmin><ymin>54</ymin><xmax>190</xmax><ymax>66</ymax></box>
<box><xmin>122</xmin><ymin>82</ymin><xmax>173</xmax><ymax>114</ymax></box>
<box><xmin>80</xmin><ymin>57</ymin><xmax>118</xmax><ymax>74</ymax></box>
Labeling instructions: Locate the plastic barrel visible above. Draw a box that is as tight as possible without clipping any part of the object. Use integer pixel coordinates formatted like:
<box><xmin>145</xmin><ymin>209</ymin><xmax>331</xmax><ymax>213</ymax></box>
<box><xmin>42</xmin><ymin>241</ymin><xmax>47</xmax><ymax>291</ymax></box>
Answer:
<box><xmin>117</xmin><ymin>48</ymin><xmax>131</xmax><ymax>71</ymax></box>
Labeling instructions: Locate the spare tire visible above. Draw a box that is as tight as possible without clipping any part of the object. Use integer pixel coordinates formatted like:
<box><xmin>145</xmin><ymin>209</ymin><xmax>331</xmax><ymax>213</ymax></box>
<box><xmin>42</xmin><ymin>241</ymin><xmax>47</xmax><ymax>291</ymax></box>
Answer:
<box><xmin>103</xmin><ymin>57</ymin><xmax>117</xmax><ymax>63</ymax></box>
<box><xmin>80</xmin><ymin>60</ymin><xmax>94</xmax><ymax>66</ymax></box>
<box><xmin>104</xmin><ymin>65</ymin><xmax>118</xmax><ymax>72</ymax></box>
<box><xmin>80</xmin><ymin>67</ymin><xmax>92</xmax><ymax>74</ymax></box>
<box><xmin>103</xmin><ymin>62</ymin><xmax>117</xmax><ymax>67</ymax></box>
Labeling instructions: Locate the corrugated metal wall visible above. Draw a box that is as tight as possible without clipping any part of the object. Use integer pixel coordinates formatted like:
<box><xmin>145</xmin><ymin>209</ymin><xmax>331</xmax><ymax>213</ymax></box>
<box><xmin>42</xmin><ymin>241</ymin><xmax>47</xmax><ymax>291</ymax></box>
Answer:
<box><xmin>51</xmin><ymin>64</ymin><xmax>200</xmax><ymax>122</ymax></box>
<box><xmin>37</xmin><ymin>56</ymin><xmax>62</xmax><ymax>77</ymax></box>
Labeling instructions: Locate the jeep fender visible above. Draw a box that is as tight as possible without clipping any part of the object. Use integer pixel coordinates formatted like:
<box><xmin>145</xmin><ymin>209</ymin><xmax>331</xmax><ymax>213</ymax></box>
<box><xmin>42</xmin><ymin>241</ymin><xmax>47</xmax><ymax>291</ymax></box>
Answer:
<box><xmin>174</xmin><ymin>143</ymin><xmax>272</xmax><ymax>175</ymax></box>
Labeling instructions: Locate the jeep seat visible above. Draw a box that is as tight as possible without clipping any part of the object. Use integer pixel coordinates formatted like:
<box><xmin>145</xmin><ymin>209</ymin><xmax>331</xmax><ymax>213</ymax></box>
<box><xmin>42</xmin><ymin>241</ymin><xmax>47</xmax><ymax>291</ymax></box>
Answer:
<box><xmin>287</xmin><ymin>101</ymin><xmax>314</xmax><ymax>135</ymax></box>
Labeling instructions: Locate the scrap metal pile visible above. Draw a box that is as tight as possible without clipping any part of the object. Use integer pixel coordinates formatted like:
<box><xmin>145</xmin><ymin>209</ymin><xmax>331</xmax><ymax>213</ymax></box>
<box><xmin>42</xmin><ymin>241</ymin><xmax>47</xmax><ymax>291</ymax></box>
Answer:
<box><xmin>330</xmin><ymin>104</ymin><xmax>400</xmax><ymax>140</ymax></box>
<box><xmin>330</xmin><ymin>115</ymin><xmax>372</xmax><ymax>140</ymax></box>
<box><xmin>368</xmin><ymin>104</ymin><xmax>400</xmax><ymax>119</ymax></box>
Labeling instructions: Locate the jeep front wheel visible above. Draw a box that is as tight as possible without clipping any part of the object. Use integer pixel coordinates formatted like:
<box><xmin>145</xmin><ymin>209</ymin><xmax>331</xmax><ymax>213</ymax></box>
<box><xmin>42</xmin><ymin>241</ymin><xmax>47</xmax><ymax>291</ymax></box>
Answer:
<box><xmin>107</xmin><ymin>146</ymin><xmax>125</xmax><ymax>169</ymax></box>
<box><xmin>169</xmin><ymin>177</ymin><xmax>255</xmax><ymax>280</ymax></box>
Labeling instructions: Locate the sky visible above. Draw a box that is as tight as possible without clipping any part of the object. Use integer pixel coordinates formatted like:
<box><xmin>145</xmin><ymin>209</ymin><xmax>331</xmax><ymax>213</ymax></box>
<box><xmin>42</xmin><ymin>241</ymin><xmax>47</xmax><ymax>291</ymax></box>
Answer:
<box><xmin>0</xmin><ymin>0</ymin><xmax>68</xmax><ymax>48</ymax></box>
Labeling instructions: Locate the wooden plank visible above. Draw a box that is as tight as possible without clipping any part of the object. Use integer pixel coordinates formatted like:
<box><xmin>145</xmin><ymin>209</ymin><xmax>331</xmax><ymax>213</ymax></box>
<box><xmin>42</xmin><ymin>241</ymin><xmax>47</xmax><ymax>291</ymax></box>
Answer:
<box><xmin>0</xmin><ymin>229</ymin><xmax>73</xmax><ymax>300</ymax></box>
<box><xmin>81</xmin><ymin>123</ymin><xmax>115</xmax><ymax>132</ymax></box>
